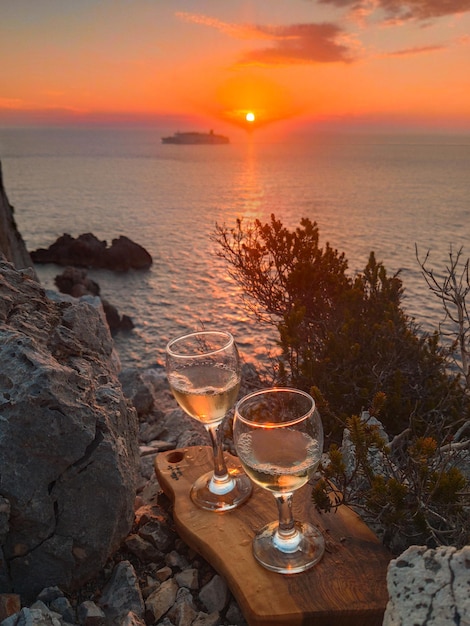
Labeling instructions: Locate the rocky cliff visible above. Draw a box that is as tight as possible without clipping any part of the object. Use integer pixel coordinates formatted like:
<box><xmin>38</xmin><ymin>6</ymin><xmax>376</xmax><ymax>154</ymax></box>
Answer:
<box><xmin>0</xmin><ymin>259</ymin><xmax>139</xmax><ymax>599</ymax></box>
<box><xmin>0</xmin><ymin>161</ymin><xmax>36</xmax><ymax>273</ymax></box>
<box><xmin>0</xmin><ymin>161</ymin><xmax>139</xmax><ymax>600</ymax></box>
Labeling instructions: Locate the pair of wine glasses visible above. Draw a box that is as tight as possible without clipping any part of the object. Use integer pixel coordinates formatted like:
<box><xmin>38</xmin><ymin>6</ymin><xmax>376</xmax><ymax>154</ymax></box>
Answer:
<box><xmin>166</xmin><ymin>329</ymin><xmax>325</xmax><ymax>575</ymax></box>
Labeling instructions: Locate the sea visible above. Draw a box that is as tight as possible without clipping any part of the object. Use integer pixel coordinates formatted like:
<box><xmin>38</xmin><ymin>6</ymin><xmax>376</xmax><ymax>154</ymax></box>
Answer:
<box><xmin>0</xmin><ymin>126</ymin><xmax>469</xmax><ymax>370</ymax></box>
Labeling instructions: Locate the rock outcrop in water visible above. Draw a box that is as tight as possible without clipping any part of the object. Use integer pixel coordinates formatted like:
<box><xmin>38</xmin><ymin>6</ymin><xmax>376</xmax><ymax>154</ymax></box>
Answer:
<box><xmin>31</xmin><ymin>233</ymin><xmax>153</xmax><ymax>272</ymax></box>
<box><xmin>55</xmin><ymin>266</ymin><xmax>134</xmax><ymax>334</ymax></box>
<box><xmin>0</xmin><ymin>163</ymin><xmax>136</xmax><ymax>335</ymax></box>
<box><xmin>0</xmin><ymin>259</ymin><xmax>139</xmax><ymax>600</ymax></box>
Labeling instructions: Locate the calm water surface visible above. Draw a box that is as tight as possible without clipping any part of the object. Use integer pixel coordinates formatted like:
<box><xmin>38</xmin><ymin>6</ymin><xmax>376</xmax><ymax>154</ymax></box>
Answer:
<box><xmin>1</xmin><ymin>127</ymin><xmax>469</xmax><ymax>368</ymax></box>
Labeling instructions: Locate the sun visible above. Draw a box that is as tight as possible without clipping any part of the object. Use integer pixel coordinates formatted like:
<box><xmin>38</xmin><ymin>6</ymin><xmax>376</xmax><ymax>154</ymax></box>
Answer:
<box><xmin>246</xmin><ymin>112</ymin><xmax>255</xmax><ymax>123</ymax></box>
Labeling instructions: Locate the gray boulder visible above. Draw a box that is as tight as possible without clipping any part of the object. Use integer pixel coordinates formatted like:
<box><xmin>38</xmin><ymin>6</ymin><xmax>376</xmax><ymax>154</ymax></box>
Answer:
<box><xmin>98</xmin><ymin>560</ymin><xmax>144</xmax><ymax>623</ymax></box>
<box><xmin>0</xmin><ymin>260</ymin><xmax>139</xmax><ymax>600</ymax></box>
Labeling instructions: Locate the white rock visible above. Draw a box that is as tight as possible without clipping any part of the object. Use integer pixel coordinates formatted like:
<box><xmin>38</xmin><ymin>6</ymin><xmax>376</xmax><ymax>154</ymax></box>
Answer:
<box><xmin>383</xmin><ymin>545</ymin><xmax>470</xmax><ymax>626</ymax></box>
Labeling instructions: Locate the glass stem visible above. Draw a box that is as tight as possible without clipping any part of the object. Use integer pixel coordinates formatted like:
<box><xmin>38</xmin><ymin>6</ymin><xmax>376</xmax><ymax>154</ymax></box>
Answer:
<box><xmin>274</xmin><ymin>493</ymin><xmax>299</xmax><ymax>545</ymax></box>
<box><xmin>275</xmin><ymin>493</ymin><xmax>295</xmax><ymax>538</ymax></box>
<box><xmin>207</xmin><ymin>424</ymin><xmax>230</xmax><ymax>483</ymax></box>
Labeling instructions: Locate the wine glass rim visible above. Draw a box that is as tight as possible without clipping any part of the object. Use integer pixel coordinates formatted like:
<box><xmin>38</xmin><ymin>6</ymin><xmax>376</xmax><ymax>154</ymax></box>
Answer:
<box><xmin>235</xmin><ymin>387</ymin><xmax>315</xmax><ymax>428</ymax></box>
<box><xmin>166</xmin><ymin>330</ymin><xmax>235</xmax><ymax>358</ymax></box>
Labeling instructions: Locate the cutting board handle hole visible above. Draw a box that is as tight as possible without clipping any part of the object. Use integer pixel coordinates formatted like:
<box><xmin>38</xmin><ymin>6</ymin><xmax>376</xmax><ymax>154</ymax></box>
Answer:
<box><xmin>167</xmin><ymin>451</ymin><xmax>185</xmax><ymax>463</ymax></box>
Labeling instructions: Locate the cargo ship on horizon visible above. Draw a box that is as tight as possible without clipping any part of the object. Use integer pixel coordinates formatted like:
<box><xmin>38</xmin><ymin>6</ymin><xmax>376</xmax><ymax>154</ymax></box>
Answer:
<box><xmin>161</xmin><ymin>130</ymin><xmax>229</xmax><ymax>145</ymax></box>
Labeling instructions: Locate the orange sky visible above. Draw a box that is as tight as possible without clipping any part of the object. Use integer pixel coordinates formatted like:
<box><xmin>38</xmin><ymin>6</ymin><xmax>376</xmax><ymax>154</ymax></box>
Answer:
<box><xmin>1</xmin><ymin>0</ymin><xmax>470</xmax><ymax>134</ymax></box>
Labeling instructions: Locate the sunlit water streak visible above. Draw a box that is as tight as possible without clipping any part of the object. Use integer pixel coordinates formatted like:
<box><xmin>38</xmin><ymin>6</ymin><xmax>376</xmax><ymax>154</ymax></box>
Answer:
<box><xmin>1</xmin><ymin>127</ymin><xmax>469</xmax><ymax>369</ymax></box>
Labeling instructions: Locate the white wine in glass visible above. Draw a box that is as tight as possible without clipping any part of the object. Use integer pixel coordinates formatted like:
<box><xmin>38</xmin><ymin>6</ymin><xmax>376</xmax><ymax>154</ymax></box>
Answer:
<box><xmin>234</xmin><ymin>387</ymin><xmax>325</xmax><ymax>574</ymax></box>
<box><xmin>166</xmin><ymin>330</ymin><xmax>252</xmax><ymax>512</ymax></box>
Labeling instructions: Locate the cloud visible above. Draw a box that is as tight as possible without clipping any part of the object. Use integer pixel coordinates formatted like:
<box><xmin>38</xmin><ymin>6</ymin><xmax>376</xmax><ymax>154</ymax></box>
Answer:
<box><xmin>0</xmin><ymin>97</ymin><xmax>25</xmax><ymax>109</ymax></box>
<box><xmin>175</xmin><ymin>12</ymin><xmax>265</xmax><ymax>40</ymax></box>
<box><xmin>385</xmin><ymin>43</ymin><xmax>447</xmax><ymax>55</ymax></box>
<box><xmin>319</xmin><ymin>0</ymin><xmax>470</xmax><ymax>21</ymax></box>
<box><xmin>0</xmin><ymin>98</ymin><xmax>86</xmax><ymax>115</ymax></box>
<box><xmin>383</xmin><ymin>33</ymin><xmax>470</xmax><ymax>57</ymax></box>
<box><xmin>176</xmin><ymin>13</ymin><xmax>355</xmax><ymax>65</ymax></box>
<box><xmin>236</xmin><ymin>23</ymin><xmax>355</xmax><ymax>65</ymax></box>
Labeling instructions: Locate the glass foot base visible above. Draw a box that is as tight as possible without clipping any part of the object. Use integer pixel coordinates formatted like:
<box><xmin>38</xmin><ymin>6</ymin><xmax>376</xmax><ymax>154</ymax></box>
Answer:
<box><xmin>253</xmin><ymin>520</ymin><xmax>325</xmax><ymax>574</ymax></box>
<box><xmin>190</xmin><ymin>467</ymin><xmax>252</xmax><ymax>512</ymax></box>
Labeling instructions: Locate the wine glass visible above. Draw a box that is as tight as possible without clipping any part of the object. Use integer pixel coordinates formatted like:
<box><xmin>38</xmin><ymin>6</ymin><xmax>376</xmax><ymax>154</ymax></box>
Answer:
<box><xmin>233</xmin><ymin>387</ymin><xmax>325</xmax><ymax>574</ymax></box>
<box><xmin>165</xmin><ymin>330</ymin><xmax>252</xmax><ymax>512</ymax></box>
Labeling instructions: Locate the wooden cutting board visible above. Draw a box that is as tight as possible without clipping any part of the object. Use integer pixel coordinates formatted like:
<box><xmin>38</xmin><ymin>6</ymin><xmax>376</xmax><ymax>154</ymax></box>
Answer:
<box><xmin>155</xmin><ymin>446</ymin><xmax>391</xmax><ymax>626</ymax></box>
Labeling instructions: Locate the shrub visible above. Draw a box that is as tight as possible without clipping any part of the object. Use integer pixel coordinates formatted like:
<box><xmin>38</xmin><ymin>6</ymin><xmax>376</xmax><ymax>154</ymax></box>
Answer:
<box><xmin>311</xmin><ymin>397</ymin><xmax>469</xmax><ymax>552</ymax></box>
<box><xmin>215</xmin><ymin>215</ymin><xmax>468</xmax><ymax>441</ymax></box>
<box><xmin>215</xmin><ymin>215</ymin><xmax>469</xmax><ymax>550</ymax></box>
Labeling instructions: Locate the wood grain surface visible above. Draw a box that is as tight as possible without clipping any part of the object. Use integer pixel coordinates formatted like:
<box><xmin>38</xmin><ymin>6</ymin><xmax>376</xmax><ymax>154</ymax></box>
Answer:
<box><xmin>155</xmin><ymin>446</ymin><xmax>391</xmax><ymax>626</ymax></box>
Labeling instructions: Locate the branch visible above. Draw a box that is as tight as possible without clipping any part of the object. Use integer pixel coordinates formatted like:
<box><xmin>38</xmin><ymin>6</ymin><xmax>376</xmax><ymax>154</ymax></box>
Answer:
<box><xmin>438</xmin><ymin>439</ymin><xmax>470</xmax><ymax>454</ymax></box>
